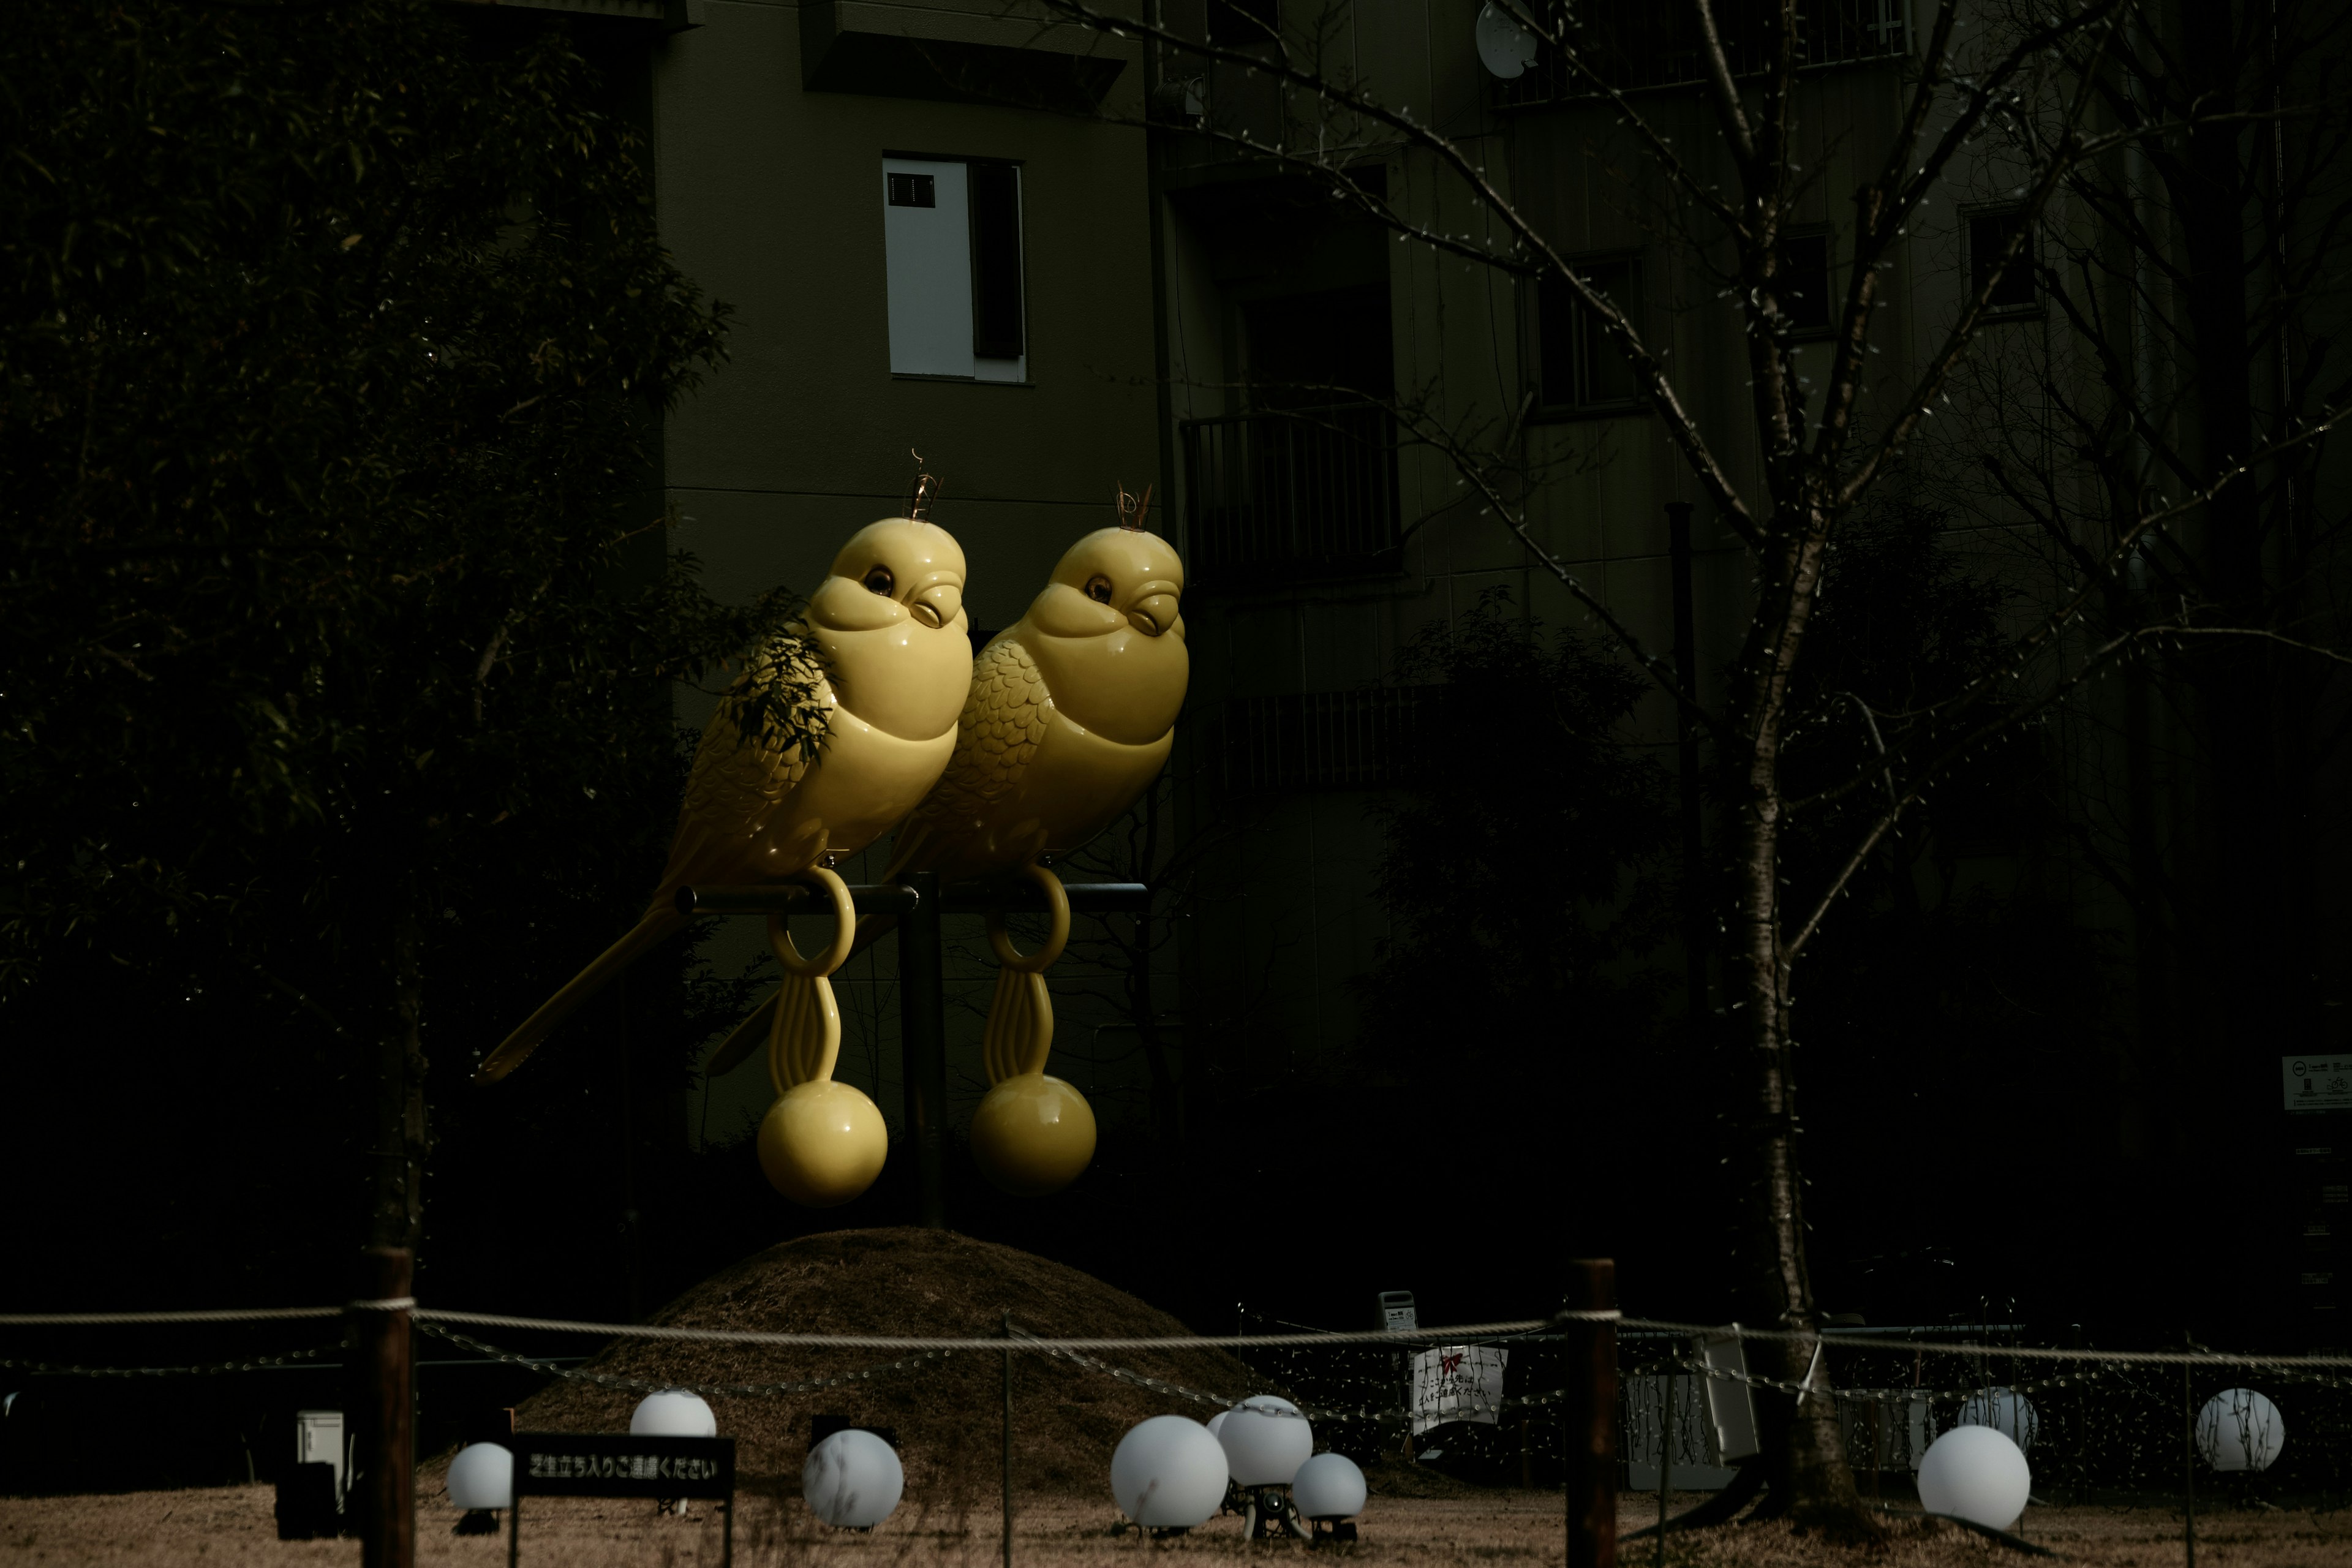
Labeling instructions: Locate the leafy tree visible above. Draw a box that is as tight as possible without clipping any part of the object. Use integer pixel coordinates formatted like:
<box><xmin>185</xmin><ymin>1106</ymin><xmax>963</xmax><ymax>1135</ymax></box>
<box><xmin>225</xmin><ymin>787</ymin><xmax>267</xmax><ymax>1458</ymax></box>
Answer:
<box><xmin>0</xmin><ymin>0</ymin><xmax>812</xmax><ymax>1281</ymax></box>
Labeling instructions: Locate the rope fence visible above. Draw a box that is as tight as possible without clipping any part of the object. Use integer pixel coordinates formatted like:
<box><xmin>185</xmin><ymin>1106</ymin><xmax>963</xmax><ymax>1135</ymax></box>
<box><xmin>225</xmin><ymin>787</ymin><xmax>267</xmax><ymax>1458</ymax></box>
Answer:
<box><xmin>10</xmin><ymin>1293</ymin><xmax>2352</xmax><ymax>1535</ymax></box>
<box><xmin>10</xmin><ymin>1302</ymin><xmax>2352</xmax><ymax>1370</ymax></box>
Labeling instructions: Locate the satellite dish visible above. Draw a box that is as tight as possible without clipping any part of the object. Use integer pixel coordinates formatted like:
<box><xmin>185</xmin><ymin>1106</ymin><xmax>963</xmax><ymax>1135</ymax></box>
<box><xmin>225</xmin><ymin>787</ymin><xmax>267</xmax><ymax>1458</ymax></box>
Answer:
<box><xmin>1476</xmin><ymin>3</ymin><xmax>1538</xmax><ymax>79</ymax></box>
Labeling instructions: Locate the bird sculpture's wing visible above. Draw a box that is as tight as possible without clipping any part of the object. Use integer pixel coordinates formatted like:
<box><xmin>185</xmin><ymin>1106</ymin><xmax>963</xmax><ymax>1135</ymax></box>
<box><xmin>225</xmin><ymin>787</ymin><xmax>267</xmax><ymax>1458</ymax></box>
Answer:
<box><xmin>477</xmin><ymin>643</ymin><xmax>831</xmax><ymax>1085</ymax></box>
<box><xmin>885</xmin><ymin>635</ymin><xmax>1052</xmax><ymax>876</ymax></box>
<box><xmin>656</xmin><ymin>640</ymin><xmax>833</xmax><ymax>897</ymax></box>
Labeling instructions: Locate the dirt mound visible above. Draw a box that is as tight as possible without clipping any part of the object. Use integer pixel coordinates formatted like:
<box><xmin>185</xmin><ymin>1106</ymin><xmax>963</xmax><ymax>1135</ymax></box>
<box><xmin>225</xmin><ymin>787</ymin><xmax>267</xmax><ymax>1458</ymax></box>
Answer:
<box><xmin>509</xmin><ymin>1227</ymin><xmax>1265</xmax><ymax>1498</ymax></box>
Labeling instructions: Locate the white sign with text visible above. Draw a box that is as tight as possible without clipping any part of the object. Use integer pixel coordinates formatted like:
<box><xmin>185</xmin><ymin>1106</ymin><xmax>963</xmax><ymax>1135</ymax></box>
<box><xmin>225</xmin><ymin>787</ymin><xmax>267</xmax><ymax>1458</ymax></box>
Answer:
<box><xmin>2283</xmin><ymin>1055</ymin><xmax>2352</xmax><ymax>1112</ymax></box>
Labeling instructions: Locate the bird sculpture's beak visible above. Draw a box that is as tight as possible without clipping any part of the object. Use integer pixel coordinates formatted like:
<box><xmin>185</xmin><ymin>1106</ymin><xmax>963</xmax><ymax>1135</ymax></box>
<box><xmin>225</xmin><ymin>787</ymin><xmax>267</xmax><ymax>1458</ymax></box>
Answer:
<box><xmin>1127</xmin><ymin>590</ymin><xmax>1180</xmax><ymax>637</ymax></box>
<box><xmin>911</xmin><ymin>582</ymin><xmax>963</xmax><ymax>629</ymax></box>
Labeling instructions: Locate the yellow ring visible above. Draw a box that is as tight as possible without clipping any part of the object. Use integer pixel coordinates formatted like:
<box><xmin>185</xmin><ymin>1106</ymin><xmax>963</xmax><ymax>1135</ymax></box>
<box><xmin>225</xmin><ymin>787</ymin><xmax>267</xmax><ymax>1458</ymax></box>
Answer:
<box><xmin>769</xmin><ymin>866</ymin><xmax>856</xmax><ymax>977</ymax></box>
<box><xmin>986</xmin><ymin>862</ymin><xmax>1069</xmax><ymax>973</ymax></box>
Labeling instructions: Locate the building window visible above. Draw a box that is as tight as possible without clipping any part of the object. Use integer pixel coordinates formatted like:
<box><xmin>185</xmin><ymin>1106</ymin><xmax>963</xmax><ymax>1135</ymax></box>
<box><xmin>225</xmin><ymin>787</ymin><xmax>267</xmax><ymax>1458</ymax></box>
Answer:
<box><xmin>1208</xmin><ymin>0</ymin><xmax>1278</xmax><ymax>47</ymax></box>
<box><xmin>1536</xmin><ymin>257</ymin><xmax>1644</xmax><ymax>412</ymax></box>
<box><xmin>1966</xmin><ymin>208</ymin><xmax>2039</xmax><ymax>314</ymax></box>
<box><xmin>1782</xmin><ymin>231</ymin><xmax>1833</xmax><ymax>336</ymax></box>
<box><xmin>882</xmin><ymin>157</ymin><xmax>1027</xmax><ymax>381</ymax></box>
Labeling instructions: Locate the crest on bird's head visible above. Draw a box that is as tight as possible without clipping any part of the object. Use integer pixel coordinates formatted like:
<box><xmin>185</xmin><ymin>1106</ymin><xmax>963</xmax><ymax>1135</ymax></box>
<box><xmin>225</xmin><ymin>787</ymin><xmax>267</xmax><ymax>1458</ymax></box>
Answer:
<box><xmin>908</xmin><ymin>449</ymin><xmax>940</xmax><ymax>521</ymax></box>
<box><xmin>1115</xmin><ymin>483</ymin><xmax>1153</xmax><ymax>533</ymax></box>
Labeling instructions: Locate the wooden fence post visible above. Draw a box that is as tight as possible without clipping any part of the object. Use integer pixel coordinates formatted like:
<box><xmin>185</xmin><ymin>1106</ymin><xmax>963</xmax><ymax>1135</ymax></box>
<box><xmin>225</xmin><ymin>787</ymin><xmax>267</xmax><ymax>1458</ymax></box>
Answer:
<box><xmin>1563</xmin><ymin>1259</ymin><xmax>1617</xmax><ymax>1568</ymax></box>
<box><xmin>350</xmin><ymin>1247</ymin><xmax>415</xmax><ymax>1568</ymax></box>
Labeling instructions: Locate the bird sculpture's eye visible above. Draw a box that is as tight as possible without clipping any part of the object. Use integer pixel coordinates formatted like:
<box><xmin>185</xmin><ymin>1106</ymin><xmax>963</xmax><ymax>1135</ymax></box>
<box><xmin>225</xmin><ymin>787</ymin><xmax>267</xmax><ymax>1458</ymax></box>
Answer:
<box><xmin>1085</xmin><ymin>575</ymin><xmax>1114</xmax><ymax>605</ymax></box>
<box><xmin>863</xmin><ymin>565</ymin><xmax>895</xmax><ymax>597</ymax></box>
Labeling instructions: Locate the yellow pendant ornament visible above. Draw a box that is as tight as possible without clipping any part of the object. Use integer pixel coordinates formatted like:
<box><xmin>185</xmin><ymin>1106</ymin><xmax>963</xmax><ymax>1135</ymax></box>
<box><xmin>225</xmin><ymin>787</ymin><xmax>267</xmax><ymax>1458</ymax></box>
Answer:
<box><xmin>967</xmin><ymin>864</ymin><xmax>1098</xmax><ymax>1196</ymax></box>
<box><xmin>754</xmin><ymin>867</ymin><xmax>889</xmax><ymax>1207</ymax></box>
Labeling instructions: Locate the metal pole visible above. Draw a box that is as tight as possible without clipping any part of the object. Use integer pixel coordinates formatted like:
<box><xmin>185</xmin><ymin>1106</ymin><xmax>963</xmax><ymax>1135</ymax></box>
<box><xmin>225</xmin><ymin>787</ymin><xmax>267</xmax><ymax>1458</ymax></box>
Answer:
<box><xmin>352</xmin><ymin>1247</ymin><xmax>414</xmax><ymax>1568</ymax></box>
<box><xmin>1002</xmin><ymin>1310</ymin><xmax>1016</xmax><ymax>1568</ymax></box>
<box><xmin>2184</xmin><ymin>1341</ymin><xmax>2196</xmax><ymax>1568</ymax></box>
<box><xmin>1564</xmin><ymin>1260</ymin><xmax>1617</xmax><ymax>1568</ymax></box>
<box><xmin>507</xmin><ymin>1494</ymin><xmax>520</xmax><ymax>1568</ymax></box>
<box><xmin>1655</xmin><ymin>1368</ymin><xmax>1671</xmax><ymax>1568</ymax></box>
<box><xmin>1666</xmin><ymin>501</ymin><xmax>1708</xmax><ymax>1019</ymax></box>
<box><xmin>901</xmin><ymin>870</ymin><xmax>947</xmax><ymax>1229</ymax></box>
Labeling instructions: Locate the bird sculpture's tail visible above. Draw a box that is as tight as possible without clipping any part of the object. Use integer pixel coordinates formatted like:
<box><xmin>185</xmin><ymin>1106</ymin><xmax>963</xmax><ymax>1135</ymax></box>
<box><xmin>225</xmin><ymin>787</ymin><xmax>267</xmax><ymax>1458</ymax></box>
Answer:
<box><xmin>979</xmin><ymin>869</ymin><xmax>1069</xmax><ymax>1079</ymax></box>
<box><xmin>475</xmin><ymin>903</ymin><xmax>689</xmax><ymax>1084</ymax></box>
<box><xmin>704</xmin><ymin>829</ymin><xmax>934</xmax><ymax>1077</ymax></box>
<box><xmin>967</xmin><ymin>864</ymin><xmax>1096</xmax><ymax>1196</ymax></box>
<box><xmin>754</xmin><ymin>869</ymin><xmax>889</xmax><ymax>1207</ymax></box>
<box><xmin>704</xmin><ymin>910</ymin><xmax>899</xmax><ymax>1080</ymax></box>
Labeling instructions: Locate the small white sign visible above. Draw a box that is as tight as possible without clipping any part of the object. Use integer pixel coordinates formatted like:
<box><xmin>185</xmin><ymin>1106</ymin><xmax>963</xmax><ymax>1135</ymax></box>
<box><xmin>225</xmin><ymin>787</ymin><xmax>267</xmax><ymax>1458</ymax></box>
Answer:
<box><xmin>2283</xmin><ymin>1055</ymin><xmax>2352</xmax><ymax>1112</ymax></box>
<box><xmin>1411</xmin><ymin>1345</ymin><xmax>1507</xmax><ymax>1434</ymax></box>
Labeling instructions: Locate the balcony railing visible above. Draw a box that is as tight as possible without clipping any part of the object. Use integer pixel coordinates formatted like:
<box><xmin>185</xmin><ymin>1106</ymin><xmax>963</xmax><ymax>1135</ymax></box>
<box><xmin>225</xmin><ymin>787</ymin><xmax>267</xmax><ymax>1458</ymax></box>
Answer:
<box><xmin>1494</xmin><ymin>0</ymin><xmax>1909</xmax><ymax>108</ymax></box>
<box><xmin>1215</xmin><ymin>685</ymin><xmax>1440</xmax><ymax>794</ymax></box>
<box><xmin>1180</xmin><ymin>402</ymin><xmax>1401</xmax><ymax>582</ymax></box>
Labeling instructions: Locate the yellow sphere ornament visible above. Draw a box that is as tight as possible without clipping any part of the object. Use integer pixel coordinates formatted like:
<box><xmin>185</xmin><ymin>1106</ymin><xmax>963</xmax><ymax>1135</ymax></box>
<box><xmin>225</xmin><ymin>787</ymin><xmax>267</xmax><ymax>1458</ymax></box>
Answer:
<box><xmin>970</xmin><ymin>1073</ymin><xmax>1097</xmax><ymax>1196</ymax></box>
<box><xmin>757</xmin><ymin>1080</ymin><xmax>888</xmax><ymax>1207</ymax></box>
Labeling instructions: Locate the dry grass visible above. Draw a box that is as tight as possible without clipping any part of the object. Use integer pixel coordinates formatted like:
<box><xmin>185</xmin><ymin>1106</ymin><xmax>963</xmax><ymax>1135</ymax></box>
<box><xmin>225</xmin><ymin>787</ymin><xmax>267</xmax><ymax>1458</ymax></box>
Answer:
<box><xmin>5</xmin><ymin>1485</ymin><xmax>2348</xmax><ymax>1566</ymax></box>
<box><xmin>15</xmin><ymin>1238</ymin><xmax>2342</xmax><ymax>1564</ymax></box>
<box><xmin>498</xmin><ymin>1227</ymin><xmax>1265</xmax><ymax>1498</ymax></box>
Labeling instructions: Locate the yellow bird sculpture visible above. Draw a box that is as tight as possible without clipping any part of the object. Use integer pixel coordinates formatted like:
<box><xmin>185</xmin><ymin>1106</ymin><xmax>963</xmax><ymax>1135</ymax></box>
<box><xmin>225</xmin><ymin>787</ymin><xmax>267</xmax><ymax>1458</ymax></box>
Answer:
<box><xmin>892</xmin><ymin>498</ymin><xmax>1189</xmax><ymax>1195</ymax></box>
<box><xmin>478</xmin><ymin>509</ymin><xmax>973</xmax><ymax>1206</ymax></box>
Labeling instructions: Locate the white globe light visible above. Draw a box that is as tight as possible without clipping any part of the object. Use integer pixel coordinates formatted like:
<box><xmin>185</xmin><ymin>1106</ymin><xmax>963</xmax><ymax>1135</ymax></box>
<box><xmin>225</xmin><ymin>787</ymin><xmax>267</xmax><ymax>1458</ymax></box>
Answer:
<box><xmin>1217</xmin><ymin>1394</ymin><xmax>1314</xmax><ymax>1486</ymax></box>
<box><xmin>1110</xmin><ymin>1415</ymin><xmax>1229</xmax><ymax>1529</ymax></box>
<box><xmin>1917</xmin><ymin>1425</ymin><xmax>2030</xmax><ymax>1530</ymax></box>
<box><xmin>1207</xmin><ymin>1410</ymin><xmax>1231</xmax><ymax>1441</ymax></box>
<box><xmin>446</xmin><ymin>1442</ymin><xmax>513</xmax><ymax>1510</ymax></box>
<box><xmin>803</xmin><ymin>1428</ymin><xmax>905</xmax><ymax>1529</ymax></box>
<box><xmin>2196</xmin><ymin>1389</ymin><xmax>2285</xmax><ymax>1472</ymax></box>
<box><xmin>1956</xmin><ymin>1387</ymin><xmax>2040</xmax><ymax>1451</ymax></box>
<box><xmin>1292</xmin><ymin>1452</ymin><xmax>1367</xmax><ymax>1521</ymax></box>
<box><xmin>630</xmin><ymin>1389</ymin><xmax>717</xmax><ymax>1439</ymax></box>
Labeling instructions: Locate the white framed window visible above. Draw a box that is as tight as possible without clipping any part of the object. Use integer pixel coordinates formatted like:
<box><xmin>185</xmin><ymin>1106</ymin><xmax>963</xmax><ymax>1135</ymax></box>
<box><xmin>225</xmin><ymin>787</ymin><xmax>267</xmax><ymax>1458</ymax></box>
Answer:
<box><xmin>883</xmin><ymin>157</ymin><xmax>1027</xmax><ymax>382</ymax></box>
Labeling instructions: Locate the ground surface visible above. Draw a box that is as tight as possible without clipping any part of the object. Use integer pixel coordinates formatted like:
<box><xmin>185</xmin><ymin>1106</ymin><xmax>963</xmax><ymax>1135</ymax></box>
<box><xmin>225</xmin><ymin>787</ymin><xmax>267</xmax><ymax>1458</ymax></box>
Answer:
<box><xmin>498</xmin><ymin>1226</ymin><xmax>1266</xmax><ymax>1498</ymax></box>
<box><xmin>4</xmin><ymin>1485</ymin><xmax>2347</xmax><ymax>1566</ymax></box>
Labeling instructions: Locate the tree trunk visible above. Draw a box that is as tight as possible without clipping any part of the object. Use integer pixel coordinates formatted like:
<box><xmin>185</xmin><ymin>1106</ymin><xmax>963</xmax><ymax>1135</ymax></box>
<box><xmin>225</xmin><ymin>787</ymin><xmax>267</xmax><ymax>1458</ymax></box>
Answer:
<box><xmin>1730</xmin><ymin>514</ymin><xmax>1874</xmax><ymax>1536</ymax></box>
<box><xmin>369</xmin><ymin>900</ymin><xmax>428</xmax><ymax>1253</ymax></box>
<box><xmin>2174</xmin><ymin>0</ymin><xmax>2290</xmax><ymax>1339</ymax></box>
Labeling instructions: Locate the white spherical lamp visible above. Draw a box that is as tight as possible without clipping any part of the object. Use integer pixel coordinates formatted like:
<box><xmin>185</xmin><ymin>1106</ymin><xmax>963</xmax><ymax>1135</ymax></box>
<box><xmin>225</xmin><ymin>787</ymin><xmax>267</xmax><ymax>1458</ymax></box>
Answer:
<box><xmin>1217</xmin><ymin>1395</ymin><xmax>1314</xmax><ymax>1487</ymax></box>
<box><xmin>1206</xmin><ymin>1410</ymin><xmax>1231</xmax><ymax>1441</ymax></box>
<box><xmin>1917</xmin><ymin>1425</ymin><xmax>2030</xmax><ymax>1530</ymax></box>
<box><xmin>1110</xmin><ymin>1415</ymin><xmax>1229</xmax><ymax>1529</ymax></box>
<box><xmin>2196</xmin><ymin>1389</ymin><xmax>2285</xmax><ymax>1472</ymax></box>
<box><xmin>630</xmin><ymin>1389</ymin><xmax>718</xmax><ymax>1439</ymax></box>
<box><xmin>1956</xmin><ymin>1387</ymin><xmax>2040</xmax><ymax>1452</ymax></box>
<box><xmin>1291</xmin><ymin>1453</ymin><xmax>1367</xmax><ymax>1521</ymax></box>
<box><xmin>803</xmin><ymin>1428</ymin><xmax>905</xmax><ymax>1529</ymax></box>
<box><xmin>446</xmin><ymin>1442</ymin><xmax>513</xmax><ymax>1510</ymax></box>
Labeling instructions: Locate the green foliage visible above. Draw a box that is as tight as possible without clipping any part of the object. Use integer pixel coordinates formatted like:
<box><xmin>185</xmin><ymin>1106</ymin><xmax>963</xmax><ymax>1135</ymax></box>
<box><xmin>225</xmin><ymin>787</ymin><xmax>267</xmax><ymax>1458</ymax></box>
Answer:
<box><xmin>0</xmin><ymin>1</ymin><xmax>812</xmax><ymax>1291</ymax></box>
<box><xmin>0</xmin><ymin>0</ymin><xmax>813</xmax><ymax>988</ymax></box>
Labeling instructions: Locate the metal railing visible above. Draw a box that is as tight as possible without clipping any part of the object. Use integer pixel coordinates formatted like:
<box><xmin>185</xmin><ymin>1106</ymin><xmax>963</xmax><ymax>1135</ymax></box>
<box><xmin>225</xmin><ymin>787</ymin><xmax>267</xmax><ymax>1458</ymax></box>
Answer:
<box><xmin>1494</xmin><ymin>0</ymin><xmax>1910</xmax><ymax>108</ymax></box>
<box><xmin>1180</xmin><ymin>401</ymin><xmax>1401</xmax><ymax>581</ymax></box>
<box><xmin>1215</xmin><ymin>685</ymin><xmax>1439</xmax><ymax>794</ymax></box>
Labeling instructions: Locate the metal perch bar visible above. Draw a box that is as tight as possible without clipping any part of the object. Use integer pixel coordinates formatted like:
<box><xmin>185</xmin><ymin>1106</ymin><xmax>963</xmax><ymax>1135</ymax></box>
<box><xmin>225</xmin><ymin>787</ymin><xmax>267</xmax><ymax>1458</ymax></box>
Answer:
<box><xmin>674</xmin><ymin>881</ymin><xmax>1150</xmax><ymax>917</ymax></box>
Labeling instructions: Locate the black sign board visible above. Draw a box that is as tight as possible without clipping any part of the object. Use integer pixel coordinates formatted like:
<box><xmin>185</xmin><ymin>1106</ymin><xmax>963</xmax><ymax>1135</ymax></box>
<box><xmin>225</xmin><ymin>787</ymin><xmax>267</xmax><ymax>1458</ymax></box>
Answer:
<box><xmin>504</xmin><ymin>1433</ymin><xmax>735</xmax><ymax>1567</ymax></box>
<box><xmin>512</xmin><ymin>1433</ymin><xmax>734</xmax><ymax>1498</ymax></box>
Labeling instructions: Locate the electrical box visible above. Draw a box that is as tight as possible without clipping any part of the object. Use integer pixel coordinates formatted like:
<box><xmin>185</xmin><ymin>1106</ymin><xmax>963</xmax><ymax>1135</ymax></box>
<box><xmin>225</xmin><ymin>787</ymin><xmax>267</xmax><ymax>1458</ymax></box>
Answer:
<box><xmin>295</xmin><ymin>1409</ymin><xmax>345</xmax><ymax>1504</ymax></box>
<box><xmin>1376</xmin><ymin>1291</ymin><xmax>1418</xmax><ymax>1332</ymax></box>
<box><xmin>1693</xmin><ymin>1329</ymin><xmax>1762</xmax><ymax>1464</ymax></box>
